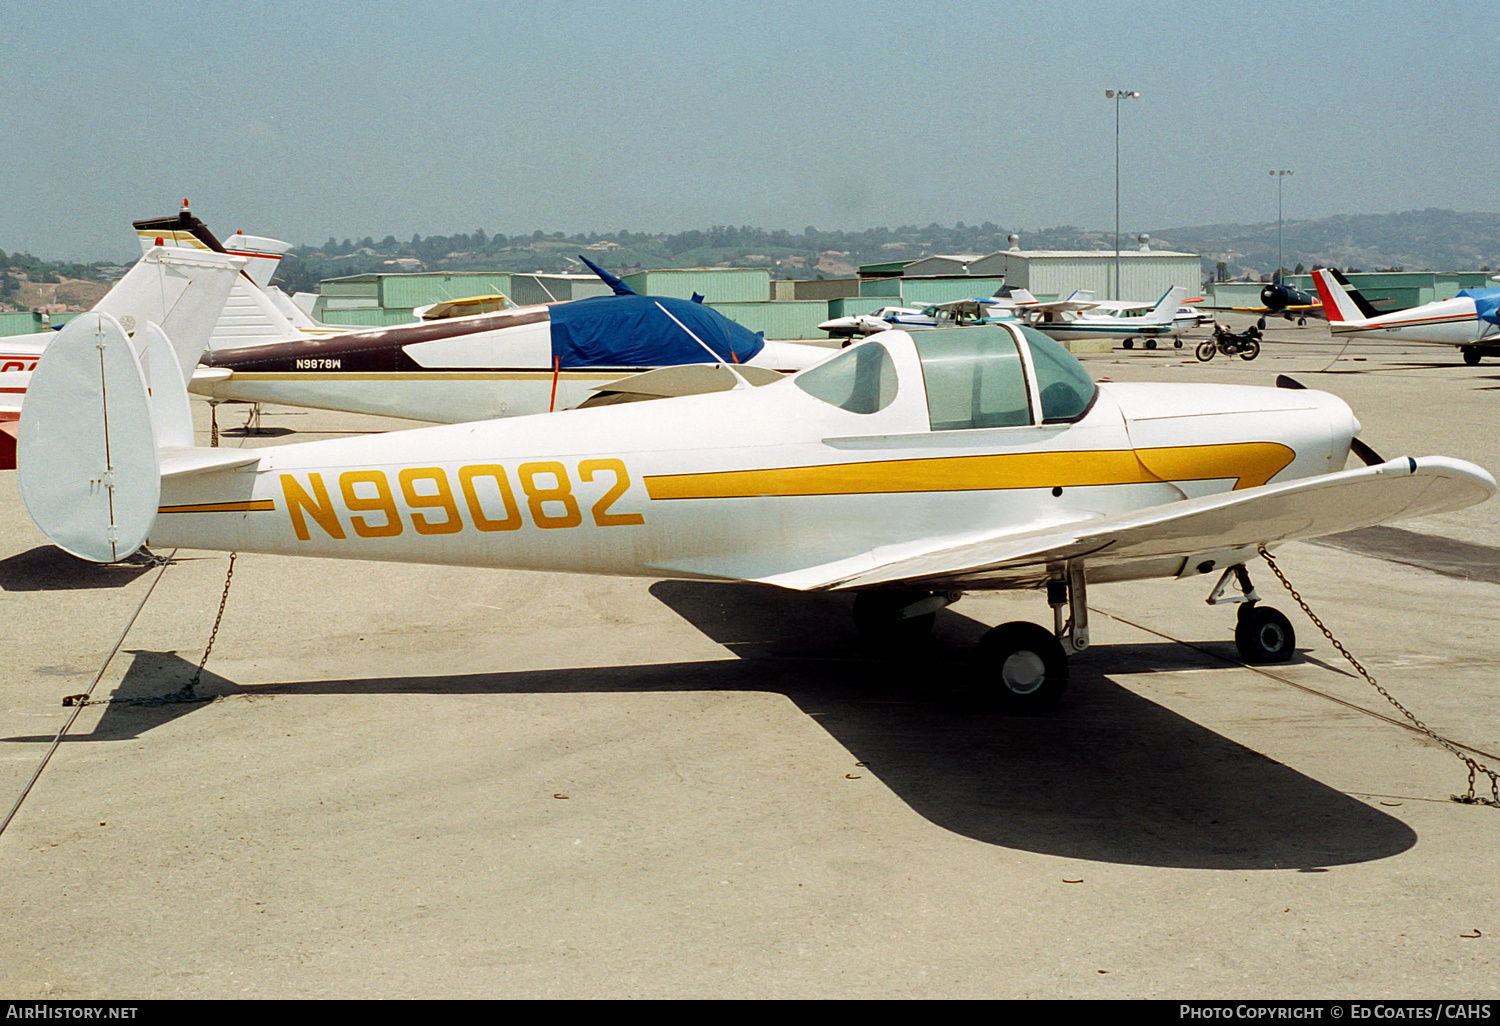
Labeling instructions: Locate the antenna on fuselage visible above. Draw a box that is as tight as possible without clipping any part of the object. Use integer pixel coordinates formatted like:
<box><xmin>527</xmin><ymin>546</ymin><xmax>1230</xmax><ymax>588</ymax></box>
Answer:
<box><xmin>653</xmin><ymin>301</ymin><xmax>753</xmax><ymax>389</ymax></box>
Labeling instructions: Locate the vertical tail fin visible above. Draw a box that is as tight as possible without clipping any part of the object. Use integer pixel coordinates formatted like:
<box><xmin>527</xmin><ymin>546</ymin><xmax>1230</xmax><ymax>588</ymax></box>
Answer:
<box><xmin>1144</xmin><ymin>286</ymin><xmax>1188</xmax><ymax>326</ymax></box>
<box><xmin>1328</xmin><ymin>268</ymin><xmax>1382</xmax><ymax>319</ymax></box>
<box><xmin>17</xmin><ymin>314</ymin><xmax>162</xmax><ymax>562</ymax></box>
<box><xmin>1312</xmin><ymin>268</ymin><xmax>1370</xmax><ymax>324</ymax></box>
<box><xmin>93</xmin><ymin>247</ymin><xmax>247</xmax><ymax>378</ymax></box>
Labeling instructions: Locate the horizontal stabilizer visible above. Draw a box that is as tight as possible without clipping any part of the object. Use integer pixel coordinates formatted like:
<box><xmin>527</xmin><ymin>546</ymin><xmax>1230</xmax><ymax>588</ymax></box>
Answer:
<box><xmin>160</xmin><ymin>447</ymin><xmax>262</xmax><ymax>478</ymax></box>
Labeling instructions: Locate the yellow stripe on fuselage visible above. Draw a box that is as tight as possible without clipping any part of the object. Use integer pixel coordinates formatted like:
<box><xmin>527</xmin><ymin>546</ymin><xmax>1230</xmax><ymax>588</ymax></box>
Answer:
<box><xmin>159</xmin><ymin>500</ymin><xmax>277</xmax><ymax>514</ymax></box>
<box><xmin>643</xmin><ymin>442</ymin><xmax>1295</xmax><ymax>500</ymax></box>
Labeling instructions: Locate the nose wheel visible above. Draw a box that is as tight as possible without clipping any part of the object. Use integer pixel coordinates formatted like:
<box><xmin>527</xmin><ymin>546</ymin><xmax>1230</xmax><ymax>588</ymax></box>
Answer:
<box><xmin>1207</xmin><ymin>564</ymin><xmax>1297</xmax><ymax>663</ymax></box>
<box><xmin>1234</xmin><ymin>604</ymin><xmax>1296</xmax><ymax>663</ymax></box>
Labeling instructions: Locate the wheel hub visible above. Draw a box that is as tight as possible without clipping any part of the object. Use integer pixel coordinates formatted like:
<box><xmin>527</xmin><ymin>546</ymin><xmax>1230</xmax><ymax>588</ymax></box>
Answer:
<box><xmin>1001</xmin><ymin>650</ymin><xmax>1047</xmax><ymax>694</ymax></box>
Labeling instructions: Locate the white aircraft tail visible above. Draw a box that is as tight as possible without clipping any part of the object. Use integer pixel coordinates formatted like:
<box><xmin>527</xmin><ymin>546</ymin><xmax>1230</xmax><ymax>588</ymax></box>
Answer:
<box><xmin>1009</xmin><ymin>289</ymin><xmax>1039</xmax><ymax>306</ymax></box>
<box><xmin>1312</xmin><ymin>268</ymin><xmax>1371</xmax><ymax>324</ymax></box>
<box><xmin>94</xmin><ymin>247</ymin><xmax>248</xmax><ymax>373</ymax></box>
<box><xmin>1143</xmin><ymin>286</ymin><xmax>1188</xmax><ymax>326</ymax></box>
<box><xmin>18</xmin><ymin>251</ymin><xmax>248</xmax><ymax>562</ymax></box>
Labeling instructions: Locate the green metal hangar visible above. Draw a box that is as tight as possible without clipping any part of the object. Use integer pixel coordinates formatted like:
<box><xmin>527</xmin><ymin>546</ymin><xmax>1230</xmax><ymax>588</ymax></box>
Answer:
<box><xmin>970</xmin><ymin>235</ymin><xmax>1202</xmax><ymax>303</ymax></box>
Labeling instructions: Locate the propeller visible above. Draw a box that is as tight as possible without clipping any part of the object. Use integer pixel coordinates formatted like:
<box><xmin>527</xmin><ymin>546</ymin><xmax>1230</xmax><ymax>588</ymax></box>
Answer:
<box><xmin>1275</xmin><ymin>375</ymin><xmax>1386</xmax><ymax>466</ymax></box>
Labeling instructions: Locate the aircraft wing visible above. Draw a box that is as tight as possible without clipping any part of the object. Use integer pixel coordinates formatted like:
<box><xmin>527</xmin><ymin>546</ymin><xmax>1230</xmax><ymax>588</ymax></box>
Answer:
<box><xmin>1231</xmin><ymin>303</ymin><xmax>1324</xmax><ymax>316</ymax></box>
<box><xmin>756</xmin><ymin>456</ymin><xmax>1495</xmax><ymax>592</ymax></box>
<box><xmin>1027</xmin><ymin>297</ymin><xmax>1101</xmax><ymax>315</ymax></box>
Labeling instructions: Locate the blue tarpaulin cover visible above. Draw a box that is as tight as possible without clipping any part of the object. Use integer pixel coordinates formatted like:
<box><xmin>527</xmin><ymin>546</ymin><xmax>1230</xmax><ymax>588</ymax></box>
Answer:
<box><xmin>1458</xmin><ymin>288</ymin><xmax>1500</xmax><ymax>326</ymax></box>
<box><xmin>549</xmin><ymin>294</ymin><xmax>766</xmax><ymax>368</ymax></box>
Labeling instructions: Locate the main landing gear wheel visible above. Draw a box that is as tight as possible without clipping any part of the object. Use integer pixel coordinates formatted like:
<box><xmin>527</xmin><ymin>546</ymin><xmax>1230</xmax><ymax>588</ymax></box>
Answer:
<box><xmin>1122</xmin><ymin>339</ymin><xmax>1134</xmax><ymax>349</ymax></box>
<box><xmin>852</xmin><ymin>590</ymin><xmax>936</xmax><ymax>645</ymax></box>
<box><xmin>1234</xmin><ymin>604</ymin><xmax>1296</xmax><ymax>663</ymax></box>
<box><xmin>1145</xmin><ymin>338</ymin><xmax>1157</xmax><ymax>350</ymax></box>
<box><xmin>1463</xmin><ymin>349</ymin><xmax>1482</xmax><ymax>366</ymax></box>
<box><xmin>970</xmin><ymin>621</ymin><xmax>1069</xmax><ymax>712</ymax></box>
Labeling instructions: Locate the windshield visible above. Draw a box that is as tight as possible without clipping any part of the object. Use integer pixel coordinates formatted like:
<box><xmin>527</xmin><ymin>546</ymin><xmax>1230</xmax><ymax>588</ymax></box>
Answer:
<box><xmin>913</xmin><ymin>327</ymin><xmax>1031</xmax><ymax>431</ymax></box>
<box><xmin>794</xmin><ymin>340</ymin><xmax>898</xmax><ymax>414</ymax></box>
<box><xmin>1018</xmin><ymin>325</ymin><xmax>1097</xmax><ymax>422</ymax></box>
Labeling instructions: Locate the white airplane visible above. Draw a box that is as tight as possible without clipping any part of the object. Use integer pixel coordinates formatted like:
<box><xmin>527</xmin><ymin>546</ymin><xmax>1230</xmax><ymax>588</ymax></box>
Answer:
<box><xmin>17</xmin><ymin>249</ymin><xmax>1494</xmax><ymax>712</ymax></box>
<box><xmin>0</xmin><ymin>246</ymin><xmax>245</xmax><ymax>469</ymax></box>
<box><xmin>1021</xmin><ymin>286</ymin><xmax>1188</xmax><ymax>348</ymax></box>
<box><xmin>819</xmin><ymin>306</ymin><xmax>937</xmax><ymax>338</ymax></box>
<box><xmin>1312</xmin><ymin>268</ymin><xmax>1500</xmax><ymax>366</ymax></box>
<box><xmin>818</xmin><ymin>292</ymin><xmax>1041</xmax><ymax>340</ymax></box>
<box><xmin>188</xmin><ymin>261</ymin><xmax>834</xmax><ymax>423</ymax></box>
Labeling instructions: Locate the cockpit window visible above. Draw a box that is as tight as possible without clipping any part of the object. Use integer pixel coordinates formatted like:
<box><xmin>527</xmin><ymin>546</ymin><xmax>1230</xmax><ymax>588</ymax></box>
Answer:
<box><xmin>914</xmin><ymin>326</ymin><xmax>1031</xmax><ymax>431</ymax></box>
<box><xmin>794</xmin><ymin>339</ymin><xmax>898</xmax><ymax>413</ymax></box>
<box><xmin>1019</xmin><ymin>325</ymin><xmax>1097</xmax><ymax>422</ymax></box>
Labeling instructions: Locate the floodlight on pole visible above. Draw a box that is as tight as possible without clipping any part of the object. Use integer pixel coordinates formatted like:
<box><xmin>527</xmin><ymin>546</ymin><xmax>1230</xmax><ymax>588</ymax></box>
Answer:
<box><xmin>1270</xmin><ymin>170</ymin><xmax>1293</xmax><ymax>283</ymax></box>
<box><xmin>1106</xmin><ymin>89</ymin><xmax>1140</xmax><ymax>301</ymax></box>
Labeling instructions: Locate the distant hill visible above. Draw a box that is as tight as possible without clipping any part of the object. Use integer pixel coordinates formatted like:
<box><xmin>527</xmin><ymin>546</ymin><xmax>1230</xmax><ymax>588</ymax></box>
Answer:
<box><xmin>5</xmin><ymin>209</ymin><xmax>1497</xmax><ymax>304</ymax></box>
<box><xmin>1145</xmin><ymin>209</ymin><xmax>1500</xmax><ymax>279</ymax></box>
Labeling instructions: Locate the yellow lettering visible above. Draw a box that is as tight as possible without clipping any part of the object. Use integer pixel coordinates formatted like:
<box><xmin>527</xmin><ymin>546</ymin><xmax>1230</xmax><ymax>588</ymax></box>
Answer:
<box><xmin>281</xmin><ymin>473</ymin><xmax>346</xmax><ymax>541</ymax></box>
<box><xmin>339</xmin><ymin>470</ymin><xmax>403</xmax><ymax>538</ymax></box>
<box><xmin>399</xmin><ymin>467</ymin><xmax>463</xmax><ymax>535</ymax></box>
<box><xmin>458</xmin><ymin>465</ymin><xmax>523</xmax><ymax>532</ymax></box>
<box><xmin>517</xmin><ymin>461</ymin><xmax>582</xmax><ymax>529</ymax></box>
<box><xmin>579</xmin><ymin>458</ymin><xmax>644</xmax><ymax>527</ymax></box>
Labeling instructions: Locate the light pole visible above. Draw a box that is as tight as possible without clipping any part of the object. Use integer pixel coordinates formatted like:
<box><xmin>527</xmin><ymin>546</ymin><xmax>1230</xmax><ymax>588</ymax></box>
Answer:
<box><xmin>1106</xmin><ymin>89</ymin><xmax>1140</xmax><ymax>301</ymax></box>
<box><xmin>1270</xmin><ymin>169</ymin><xmax>1293</xmax><ymax>283</ymax></box>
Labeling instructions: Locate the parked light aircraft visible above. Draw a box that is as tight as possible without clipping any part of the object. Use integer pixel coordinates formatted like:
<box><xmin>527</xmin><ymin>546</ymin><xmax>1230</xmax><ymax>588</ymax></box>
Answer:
<box><xmin>1312</xmin><ymin>268</ymin><xmax>1500</xmax><ymax>366</ymax></box>
<box><xmin>0</xmin><ymin>246</ymin><xmax>246</xmax><ymax>469</ymax></box>
<box><xmin>1230</xmin><ymin>280</ymin><xmax>1324</xmax><ymax>329</ymax></box>
<box><xmin>17</xmin><ymin>253</ymin><xmax>1494</xmax><ymax>712</ymax></box>
<box><xmin>1021</xmin><ymin>287</ymin><xmax>1187</xmax><ymax>348</ymax></box>
<box><xmin>189</xmin><ymin>257</ymin><xmax>833</xmax><ymax>423</ymax></box>
<box><xmin>818</xmin><ymin>292</ymin><xmax>1042</xmax><ymax>340</ymax></box>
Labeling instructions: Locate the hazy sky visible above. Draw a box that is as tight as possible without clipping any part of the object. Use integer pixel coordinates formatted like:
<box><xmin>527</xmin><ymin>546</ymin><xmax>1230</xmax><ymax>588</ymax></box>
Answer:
<box><xmin>3</xmin><ymin>0</ymin><xmax>1496</xmax><ymax>261</ymax></box>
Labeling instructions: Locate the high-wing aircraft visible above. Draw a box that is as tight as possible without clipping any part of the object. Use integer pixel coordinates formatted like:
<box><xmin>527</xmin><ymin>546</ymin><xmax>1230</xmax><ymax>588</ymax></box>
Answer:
<box><xmin>1312</xmin><ymin>268</ymin><xmax>1500</xmax><ymax>366</ymax></box>
<box><xmin>18</xmin><ymin>257</ymin><xmax>1494</xmax><ymax>712</ymax></box>
<box><xmin>1021</xmin><ymin>286</ymin><xmax>1187</xmax><ymax>348</ymax></box>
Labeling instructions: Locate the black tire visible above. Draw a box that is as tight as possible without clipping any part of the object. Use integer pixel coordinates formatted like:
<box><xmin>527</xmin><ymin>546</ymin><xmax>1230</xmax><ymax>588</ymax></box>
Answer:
<box><xmin>852</xmin><ymin>591</ymin><xmax>936</xmax><ymax>646</ymax></box>
<box><xmin>970</xmin><ymin>621</ymin><xmax>1068</xmax><ymax>712</ymax></box>
<box><xmin>1297</xmin><ymin>317</ymin><xmax>1307</xmax><ymax>326</ymax></box>
<box><xmin>1238</xmin><ymin>338</ymin><xmax>1261</xmax><ymax>360</ymax></box>
<box><xmin>1463</xmin><ymin>348</ymin><xmax>1481</xmax><ymax>366</ymax></box>
<box><xmin>1122</xmin><ymin>339</ymin><xmax>1134</xmax><ymax>350</ymax></box>
<box><xmin>1174</xmin><ymin>339</ymin><xmax>1183</xmax><ymax>348</ymax></box>
<box><xmin>1235</xmin><ymin>605</ymin><xmax>1296</xmax><ymax>663</ymax></box>
<box><xmin>1257</xmin><ymin>317</ymin><xmax>1267</xmax><ymax>329</ymax></box>
<box><xmin>1145</xmin><ymin>338</ymin><xmax>1157</xmax><ymax>350</ymax></box>
<box><xmin>1196</xmin><ymin>339</ymin><xmax>1217</xmax><ymax>362</ymax></box>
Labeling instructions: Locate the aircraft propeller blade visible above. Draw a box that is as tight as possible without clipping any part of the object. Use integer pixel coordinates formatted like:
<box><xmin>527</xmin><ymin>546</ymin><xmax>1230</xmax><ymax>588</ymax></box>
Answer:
<box><xmin>1349</xmin><ymin>437</ymin><xmax>1387</xmax><ymax>467</ymax></box>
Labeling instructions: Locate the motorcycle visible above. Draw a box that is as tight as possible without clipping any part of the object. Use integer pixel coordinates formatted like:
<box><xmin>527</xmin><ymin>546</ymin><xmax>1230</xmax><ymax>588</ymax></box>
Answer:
<box><xmin>1196</xmin><ymin>323</ymin><xmax>1262</xmax><ymax>362</ymax></box>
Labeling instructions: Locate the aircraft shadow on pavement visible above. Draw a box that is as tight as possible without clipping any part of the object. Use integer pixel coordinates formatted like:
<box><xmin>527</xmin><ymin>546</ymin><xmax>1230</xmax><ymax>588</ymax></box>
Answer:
<box><xmin>0</xmin><ymin>546</ymin><xmax>154</xmax><ymax>592</ymax></box>
<box><xmin>13</xmin><ymin>583</ymin><xmax>1416</xmax><ymax>872</ymax></box>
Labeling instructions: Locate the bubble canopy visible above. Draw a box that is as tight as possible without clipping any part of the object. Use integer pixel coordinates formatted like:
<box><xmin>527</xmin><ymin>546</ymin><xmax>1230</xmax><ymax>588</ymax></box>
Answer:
<box><xmin>795</xmin><ymin>324</ymin><xmax>1096</xmax><ymax>429</ymax></box>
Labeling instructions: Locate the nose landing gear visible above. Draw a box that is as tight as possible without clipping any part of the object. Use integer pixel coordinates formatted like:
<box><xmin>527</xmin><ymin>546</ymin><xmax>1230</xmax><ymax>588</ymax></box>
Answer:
<box><xmin>1207</xmin><ymin>563</ymin><xmax>1296</xmax><ymax>663</ymax></box>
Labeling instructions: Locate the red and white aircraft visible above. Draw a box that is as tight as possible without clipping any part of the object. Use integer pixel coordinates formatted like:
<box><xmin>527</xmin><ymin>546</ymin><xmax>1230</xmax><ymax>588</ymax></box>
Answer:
<box><xmin>1312</xmin><ymin>268</ymin><xmax>1500</xmax><ymax>366</ymax></box>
